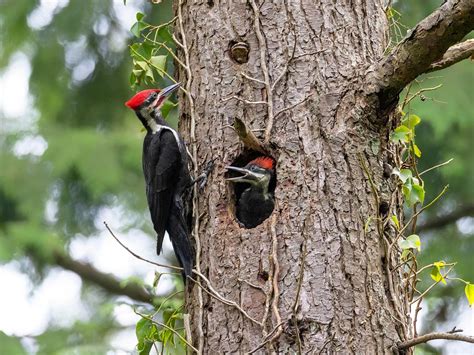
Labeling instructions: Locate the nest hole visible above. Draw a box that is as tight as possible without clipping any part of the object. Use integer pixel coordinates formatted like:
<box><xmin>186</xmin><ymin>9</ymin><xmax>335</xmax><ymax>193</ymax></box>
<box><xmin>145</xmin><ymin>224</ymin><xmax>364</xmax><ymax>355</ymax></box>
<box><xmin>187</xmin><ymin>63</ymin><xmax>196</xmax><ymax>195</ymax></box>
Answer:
<box><xmin>226</xmin><ymin>150</ymin><xmax>277</xmax><ymax>229</ymax></box>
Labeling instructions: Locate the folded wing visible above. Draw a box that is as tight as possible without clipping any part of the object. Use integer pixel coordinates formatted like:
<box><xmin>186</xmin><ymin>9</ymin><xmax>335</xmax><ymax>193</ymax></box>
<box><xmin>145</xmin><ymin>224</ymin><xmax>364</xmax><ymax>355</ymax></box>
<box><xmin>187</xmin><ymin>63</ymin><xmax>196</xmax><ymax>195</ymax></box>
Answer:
<box><xmin>143</xmin><ymin>130</ymin><xmax>181</xmax><ymax>254</ymax></box>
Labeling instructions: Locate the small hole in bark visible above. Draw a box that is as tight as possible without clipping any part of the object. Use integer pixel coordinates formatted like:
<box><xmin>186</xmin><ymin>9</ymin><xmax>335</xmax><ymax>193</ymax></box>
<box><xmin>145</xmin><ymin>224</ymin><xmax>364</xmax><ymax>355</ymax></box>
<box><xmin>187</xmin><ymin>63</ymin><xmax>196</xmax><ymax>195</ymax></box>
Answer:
<box><xmin>207</xmin><ymin>0</ymin><xmax>214</xmax><ymax>7</ymax></box>
<box><xmin>228</xmin><ymin>40</ymin><xmax>250</xmax><ymax>64</ymax></box>
<box><xmin>383</xmin><ymin>163</ymin><xmax>392</xmax><ymax>178</ymax></box>
<box><xmin>258</xmin><ymin>270</ymin><xmax>269</xmax><ymax>282</ymax></box>
<box><xmin>379</xmin><ymin>201</ymin><xmax>389</xmax><ymax>216</ymax></box>
<box><xmin>226</xmin><ymin>150</ymin><xmax>277</xmax><ymax>229</ymax></box>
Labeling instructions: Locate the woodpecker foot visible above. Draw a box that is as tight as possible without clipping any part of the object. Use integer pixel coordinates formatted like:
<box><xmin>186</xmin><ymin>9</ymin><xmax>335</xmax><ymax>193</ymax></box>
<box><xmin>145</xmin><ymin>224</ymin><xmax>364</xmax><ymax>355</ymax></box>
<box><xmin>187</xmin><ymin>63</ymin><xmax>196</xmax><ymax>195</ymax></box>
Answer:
<box><xmin>192</xmin><ymin>159</ymin><xmax>215</xmax><ymax>190</ymax></box>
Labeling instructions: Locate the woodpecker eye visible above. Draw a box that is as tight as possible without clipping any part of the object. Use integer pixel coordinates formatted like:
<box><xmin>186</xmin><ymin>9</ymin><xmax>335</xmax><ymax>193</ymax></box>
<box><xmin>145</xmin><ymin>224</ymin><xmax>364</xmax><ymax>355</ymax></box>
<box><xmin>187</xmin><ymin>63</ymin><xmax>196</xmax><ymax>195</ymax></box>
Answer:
<box><xmin>250</xmin><ymin>166</ymin><xmax>263</xmax><ymax>174</ymax></box>
<box><xmin>144</xmin><ymin>92</ymin><xmax>158</xmax><ymax>105</ymax></box>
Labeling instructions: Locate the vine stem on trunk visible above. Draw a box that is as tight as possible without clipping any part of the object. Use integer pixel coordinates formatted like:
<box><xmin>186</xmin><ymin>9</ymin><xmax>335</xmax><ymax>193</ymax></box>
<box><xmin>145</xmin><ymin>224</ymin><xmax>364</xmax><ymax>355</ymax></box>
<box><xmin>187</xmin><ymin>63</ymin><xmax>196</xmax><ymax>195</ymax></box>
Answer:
<box><xmin>249</xmin><ymin>0</ymin><xmax>275</xmax><ymax>144</ymax></box>
<box><xmin>177</xmin><ymin>0</ymin><xmax>204</xmax><ymax>352</ymax></box>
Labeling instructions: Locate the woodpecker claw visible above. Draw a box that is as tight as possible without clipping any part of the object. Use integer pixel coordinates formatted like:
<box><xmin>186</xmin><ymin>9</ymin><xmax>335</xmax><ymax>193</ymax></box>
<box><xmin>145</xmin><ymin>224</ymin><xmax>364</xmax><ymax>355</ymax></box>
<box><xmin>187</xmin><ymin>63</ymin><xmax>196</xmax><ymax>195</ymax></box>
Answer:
<box><xmin>191</xmin><ymin>159</ymin><xmax>215</xmax><ymax>190</ymax></box>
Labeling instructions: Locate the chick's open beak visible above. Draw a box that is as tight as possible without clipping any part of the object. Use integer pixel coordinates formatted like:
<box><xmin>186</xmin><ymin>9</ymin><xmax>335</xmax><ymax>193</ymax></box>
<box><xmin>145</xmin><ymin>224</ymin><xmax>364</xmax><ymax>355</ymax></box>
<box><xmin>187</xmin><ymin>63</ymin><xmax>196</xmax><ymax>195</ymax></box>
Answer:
<box><xmin>225</xmin><ymin>166</ymin><xmax>264</xmax><ymax>183</ymax></box>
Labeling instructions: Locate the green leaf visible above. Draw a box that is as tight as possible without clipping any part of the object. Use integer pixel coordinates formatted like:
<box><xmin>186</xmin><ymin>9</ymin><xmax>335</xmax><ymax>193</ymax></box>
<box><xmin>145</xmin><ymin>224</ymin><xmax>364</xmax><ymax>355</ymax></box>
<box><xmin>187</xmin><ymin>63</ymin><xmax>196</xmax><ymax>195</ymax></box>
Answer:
<box><xmin>161</xmin><ymin>100</ymin><xmax>176</xmax><ymax>119</ymax></box>
<box><xmin>130</xmin><ymin>22</ymin><xmax>141</xmax><ymax>38</ymax></box>
<box><xmin>398</xmin><ymin>234</ymin><xmax>421</xmax><ymax>251</ymax></box>
<box><xmin>391</xmin><ymin>215</ymin><xmax>400</xmax><ymax>230</ymax></box>
<box><xmin>136</xmin><ymin>317</ymin><xmax>154</xmax><ymax>355</ymax></box>
<box><xmin>135</xmin><ymin>61</ymin><xmax>148</xmax><ymax>71</ymax></box>
<box><xmin>163</xmin><ymin>308</ymin><xmax>175</xmax><ymax>326</ymax></box>
<box><xmin>131</xmin><ymin>21</ymin><xmax>147</xmax><ymax>38</ymax></box>
<box><xmin>391</xmin><ymin>125</ymin><xmax>411</xmax><ymax>143</ymax></box>
<box><xmin>392</xmin><ymin>168</ymin><xmax>412</xmax><ymax>183</ymax></box>
<box><xmin>412</xmin><ymin>143</ymin><xmax>422</xmax><ymax>158</ymax></box>
<box><xmin>402</xmin><ymin>183</ymin><xmax>412</xmax><ymax>202</ymax></box>
<box><xmin>141</xmin><ymin>42</ymin><xmax>154</xmax><ymax>59</ymax></box>
<box><xmin>136</xmin><ymin>12</ymin><xmax>145</xmax><ymax>21</ymax></box>
<box><xmin>396</xmin><ymin>171</ymin><xmax>424</xmax><ymax>206</ymax></box>
<box><xmin>158</xmin><ymin>26</ymin><xmax>173</xmax><ymax>43</ymax></box>
<box><xmin>411</xmin><ymin>183</ymin><xmax>425</xmax><ymax>205</ymax></box>
<box><xmin>145</xmin><ymin>65</ymin><xmax>154</xmax><ymax>81</ymax></box>
<box><xmin>129</xmin><ymin>72</ymin><xmax>137</xmax><ymax>86</ymax></box>
<box><xmin>138</xmin><ymin>341</ymin><xmax>152</xmax><ymax>355</ymax></box>
<box><xmin>402</xmin><ymin>114</ymin><xmax>421</xmax><ymax>129</ymax></box>
<box><xmin>430</xmin><ymin>267</ymin><xmax>446</xmax><ymax>284</ymax></box>
<box><xmin>465</xmin><ymin>283</ymin><xmax>474</xmax><ymax>306</ymax></box>
<box><xmin>431</xmin><ymin>261</ymin><xmax>447</xmax><ymax>285</ymax></box>
<box><xmin>136</xmin><ymin>317</ymin><xmax>152</xmax><ymax>342</ymax></box>
<box><xmin>150</xmin><ymin>55</ymin><xmax>167</xmax><ymax>76</ymax></box>
<box><xmin>129</xmin><ymin>43</ymin><xmax>141</xmax><ymax>58</ymax></box>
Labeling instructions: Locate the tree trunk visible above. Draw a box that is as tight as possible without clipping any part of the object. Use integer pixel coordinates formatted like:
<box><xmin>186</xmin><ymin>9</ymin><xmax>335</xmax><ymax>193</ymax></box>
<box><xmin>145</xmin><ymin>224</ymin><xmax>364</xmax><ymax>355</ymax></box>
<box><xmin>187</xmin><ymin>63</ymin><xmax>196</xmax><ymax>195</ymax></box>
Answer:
<box><xmin>177</xmin><ymin>1</ymin><xmax>408</xmax><ymax>353</ymax></box>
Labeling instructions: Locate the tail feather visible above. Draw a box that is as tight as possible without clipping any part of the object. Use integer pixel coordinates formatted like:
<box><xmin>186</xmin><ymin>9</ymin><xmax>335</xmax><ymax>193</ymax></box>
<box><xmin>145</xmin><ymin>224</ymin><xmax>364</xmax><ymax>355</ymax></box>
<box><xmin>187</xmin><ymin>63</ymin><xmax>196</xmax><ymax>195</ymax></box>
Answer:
<box><xmin>156</xmin><ymin>231</ymin><xmax>165</xmax><ymax>255</ymax></box>
<box><xmin>167</xmin><ymin>207</ymin><xmax>194</xmax><ymax>283</ymax></box>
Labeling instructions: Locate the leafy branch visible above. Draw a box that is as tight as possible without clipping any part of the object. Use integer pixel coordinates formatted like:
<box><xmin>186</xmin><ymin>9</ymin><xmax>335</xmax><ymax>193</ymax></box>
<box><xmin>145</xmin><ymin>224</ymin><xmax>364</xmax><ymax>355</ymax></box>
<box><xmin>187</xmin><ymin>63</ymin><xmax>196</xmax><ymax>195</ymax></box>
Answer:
<box><xmin>384</xmin><ymin>84</ymin><xmax>474</xmax><ymax>348</ymax></box>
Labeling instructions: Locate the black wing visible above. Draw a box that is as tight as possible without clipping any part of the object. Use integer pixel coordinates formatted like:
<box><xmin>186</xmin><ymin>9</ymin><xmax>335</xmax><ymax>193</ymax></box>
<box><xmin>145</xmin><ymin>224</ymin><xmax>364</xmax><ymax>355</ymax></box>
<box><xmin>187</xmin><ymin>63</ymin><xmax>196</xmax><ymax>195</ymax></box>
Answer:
<box><xmin>143</xmin><ymin>130</ymin><xmax>181</xmax><ymax>255</ymax></box>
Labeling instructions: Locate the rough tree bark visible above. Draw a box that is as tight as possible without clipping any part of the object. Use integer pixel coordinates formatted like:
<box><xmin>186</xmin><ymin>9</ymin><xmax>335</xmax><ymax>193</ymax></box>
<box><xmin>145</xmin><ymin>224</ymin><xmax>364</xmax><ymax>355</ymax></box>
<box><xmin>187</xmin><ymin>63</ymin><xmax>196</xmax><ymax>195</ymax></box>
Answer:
<box><xmin>174</xmin><ymin>0</ymin><xmax>474</xmax><ymax>353</ymax></box>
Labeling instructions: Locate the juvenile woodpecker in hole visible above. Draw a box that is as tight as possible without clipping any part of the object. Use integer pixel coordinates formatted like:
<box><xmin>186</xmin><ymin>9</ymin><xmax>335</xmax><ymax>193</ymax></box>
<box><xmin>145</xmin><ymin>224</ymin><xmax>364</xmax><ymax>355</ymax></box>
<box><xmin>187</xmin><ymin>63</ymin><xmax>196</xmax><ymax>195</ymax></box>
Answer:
<box><xmin>226</xmin><ymin>157</ymin><xmax>276</xmax><ymax>228</ymax></box>
<box><xmin>125</xmin><ymin>83</ymin><xmax>193</xmax><ymax>281</ymax></box>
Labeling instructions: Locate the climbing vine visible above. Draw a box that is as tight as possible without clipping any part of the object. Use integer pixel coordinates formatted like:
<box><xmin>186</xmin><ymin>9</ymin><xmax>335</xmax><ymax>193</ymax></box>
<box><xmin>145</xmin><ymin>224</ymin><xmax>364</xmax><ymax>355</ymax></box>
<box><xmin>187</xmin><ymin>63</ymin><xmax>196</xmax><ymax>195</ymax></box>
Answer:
<box><xmin>387</xmin><ymin>86</ymin><xmax>474</xmax><ymax>344</ymax></box>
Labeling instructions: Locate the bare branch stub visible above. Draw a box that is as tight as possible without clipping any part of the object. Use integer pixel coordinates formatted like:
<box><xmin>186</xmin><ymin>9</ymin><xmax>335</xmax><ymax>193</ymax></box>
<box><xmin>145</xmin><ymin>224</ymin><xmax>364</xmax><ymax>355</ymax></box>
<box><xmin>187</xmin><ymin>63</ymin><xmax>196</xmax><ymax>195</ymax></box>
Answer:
<box><xmin>233</xmin><ymin>117</ymin><xmax>267</xmax><ymax>154</ymax></box>
<box><xmin>426</xmin><ymin>39</ymin><xmax>474</xmax><ymax>73</ymax></box>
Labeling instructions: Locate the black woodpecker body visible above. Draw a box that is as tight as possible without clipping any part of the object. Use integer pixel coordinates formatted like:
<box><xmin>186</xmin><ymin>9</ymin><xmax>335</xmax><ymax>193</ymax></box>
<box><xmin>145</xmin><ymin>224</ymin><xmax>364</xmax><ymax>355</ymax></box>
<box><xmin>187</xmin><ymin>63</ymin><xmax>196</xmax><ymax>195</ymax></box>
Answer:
<box><xmin>226</xmin><ymin>157</ymin><xmax>276</xmax><ymax>228</ymax></box>
<box><xmin>125</xmin><ymin>84</ymin><xmax>193</xmax><ymax>281</ymax></box>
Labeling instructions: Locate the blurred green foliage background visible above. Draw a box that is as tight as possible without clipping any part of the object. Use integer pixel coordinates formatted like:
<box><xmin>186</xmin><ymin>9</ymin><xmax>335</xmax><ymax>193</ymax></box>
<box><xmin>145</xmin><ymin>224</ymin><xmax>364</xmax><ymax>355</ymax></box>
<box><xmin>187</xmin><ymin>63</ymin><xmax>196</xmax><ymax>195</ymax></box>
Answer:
<box><xmin>0</xmin><ymin>0</ymin><xmax>472</xmax><ymax>353</ymax></box>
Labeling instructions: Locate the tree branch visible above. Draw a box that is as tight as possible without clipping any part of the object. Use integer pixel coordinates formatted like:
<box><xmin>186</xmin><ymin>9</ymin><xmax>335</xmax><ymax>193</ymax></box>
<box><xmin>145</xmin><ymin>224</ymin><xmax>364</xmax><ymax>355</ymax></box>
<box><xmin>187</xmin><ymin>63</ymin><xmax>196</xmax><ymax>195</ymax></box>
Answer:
<box><xmin>426</xmin><ymin>39</ymin><xmax>474</xmax><ymax>73</ymax></box>
<box><xmin>397</xmin><ymin>331</ymin><xmax>474</xmax><ymax>350</ymax></box>
<box><xmin>52</xmin><ymin>251</ymin><xmax>156</xmax><ymax>304</ymax></box>
<box><xmin>417</xmin><ymin>203</ymin><xmax>474</xmax><ymax>232</ymax></box>
<box><xmin>367</xmin><ymin>0</ymin><xmax>474</xmax><ymax>107</ymax></box>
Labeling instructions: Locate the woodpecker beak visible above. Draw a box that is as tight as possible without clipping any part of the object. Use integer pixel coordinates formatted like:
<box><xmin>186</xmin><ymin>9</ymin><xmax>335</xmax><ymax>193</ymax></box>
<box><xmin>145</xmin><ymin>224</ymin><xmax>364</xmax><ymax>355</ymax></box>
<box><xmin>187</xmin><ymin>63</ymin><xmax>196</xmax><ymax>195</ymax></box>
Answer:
<box><xmin>225</xmin><ymin>166</ymin><xmax>266</xmax><ymax>184</ymax></box>
<box><xmin>155</xmin><ymin>83</ymin><xmax>180</xmax><ymax>106</ymax></box>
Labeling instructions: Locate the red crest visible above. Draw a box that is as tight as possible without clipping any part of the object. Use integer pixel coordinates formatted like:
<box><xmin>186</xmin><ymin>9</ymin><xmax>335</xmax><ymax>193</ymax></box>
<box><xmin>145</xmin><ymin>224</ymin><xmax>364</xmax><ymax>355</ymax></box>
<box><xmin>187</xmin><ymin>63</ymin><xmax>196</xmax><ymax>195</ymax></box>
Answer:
<box><xmin>125</xmin><ymin>89</ymin><xmax>160</xmax><ymax>110</ymax></box>
<box><xmin>251</xmin><ymin>157</ymin><xmax>275</xmax><ymax>170</ymax></box>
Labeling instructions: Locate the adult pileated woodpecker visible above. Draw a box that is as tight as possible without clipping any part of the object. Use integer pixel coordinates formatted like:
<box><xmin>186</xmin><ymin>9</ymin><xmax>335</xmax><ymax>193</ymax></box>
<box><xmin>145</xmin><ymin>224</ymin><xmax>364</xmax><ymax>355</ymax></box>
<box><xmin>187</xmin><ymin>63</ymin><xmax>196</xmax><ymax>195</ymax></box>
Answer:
<box><xmin>125</xmin><ymin>83</ymin><xmax>193</xmax><ymax>281</ymax></box>
<box><xmin>226</xmin><ymin>157</ymin><xmax>276</xmax><ymax>228</ymax></box>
